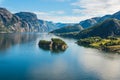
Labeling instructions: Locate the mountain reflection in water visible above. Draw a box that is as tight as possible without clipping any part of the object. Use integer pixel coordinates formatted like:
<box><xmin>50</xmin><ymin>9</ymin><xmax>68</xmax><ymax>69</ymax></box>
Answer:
<box><xmin>0</xmin><ymin>33</ymin><xmax>38</xmax><ymax>51</ymax></box>
<box><xmin>0</xmin><ymin>33</ymin><xmax>120</xmax><ymax>80</ymax></box>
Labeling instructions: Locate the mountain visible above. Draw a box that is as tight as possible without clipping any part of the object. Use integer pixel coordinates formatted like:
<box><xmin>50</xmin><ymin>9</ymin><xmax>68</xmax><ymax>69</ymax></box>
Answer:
<box><xmin>79</xmin><ymin>11</ymin><xmax>120</xmax><ymax>29</ymax></box>
<box><xmin>77</xmin><ymin>19</ymin><xmax>120</xmax><ymax>38</ymax></box>
<box><xmin>55</xmin><ymin>23</ymin><xmax>75</xmax><ymax>28</ymax></box>
<box><xmin>111</xmin><ymin>11</ymin><xmax>120</xmax><ymax>20</ymax></box>
<box><xmin>0</xmin><ymin>8</ymin><xmax>28</xmax><ymax>33</ymax></box>
<box><xmin>79</xmin><ymin>11</ymin><xmax>120</xmax><ymax>28</ymax></box>
<box><xmin>79</xmin><ymin>17</ymin><xmax>100</xmax><ymax>28</ymax></box>
<box><xmin>39</xmin><ymin>20</ymin><xmax>57</xmax><ymax>32</ymax></box>
<box><xmin>50</xmin><ymin>24</ymin><xmax>83</xmax><ymax>34</ymax></box>
<box><xmin>0</xmin><ymin>7</ymin><xmax>62</xmax><ymax>33</ymax></box>
<box><xmin>15</xmin><ymin>12</ymin><xmax>44</xmax><ymax>32</ymax></box>
<box><xmin>79</xmin><ymin>15</ymin><xmax>111</xmax><ymax>29</ymax></box>
<box><xmin>99</xmin><ymin>15</ymin><xmax>112</xmax><ymax>22</ymax></box>
<box><xmin>15</xmin><ymin>12</ymin><xmax>72</xmax><ymax>32</ymax></box>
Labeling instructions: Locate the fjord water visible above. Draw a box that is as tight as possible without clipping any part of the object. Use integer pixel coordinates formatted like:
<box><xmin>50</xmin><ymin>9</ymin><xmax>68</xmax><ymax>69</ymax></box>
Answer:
<box><xmin>0</xmin><ymin>33</ymin><xmax>120</xmax><ymax>80</ymax></box>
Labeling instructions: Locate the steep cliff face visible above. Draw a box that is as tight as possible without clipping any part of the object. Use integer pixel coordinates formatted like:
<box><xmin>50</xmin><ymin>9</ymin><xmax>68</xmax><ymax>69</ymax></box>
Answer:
<box><xmin>15</xmin><ymin>12</ymin><xmax>43</xmax><ymax>32</ymax></box>
<box><xmin>39</xmin><ymin>20</ymin><xmax>57</xmax><ymax>32</ymax></box>
<box><xmin>0</xmin><ymin>7</ymin><xmax>60</xmax><ymax>33</ymax></box>
<box><xmin>0</xmin><ymin>8</ymin><xmax>28</xmax><ymax>33</ymax></box>
<box><xmin>15</xmin><ymin>12</ymin><xmax>60</xmax><ymax>32</ymax></box>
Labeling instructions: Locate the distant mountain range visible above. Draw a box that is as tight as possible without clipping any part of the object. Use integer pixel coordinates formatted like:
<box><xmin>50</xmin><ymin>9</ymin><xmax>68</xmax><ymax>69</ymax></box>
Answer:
<box><xmin>79</xmin><ymin>11</ymin><xmax>120</xmax><ymax>29</ymax></box>
<box><xmin>77</xmin><ymin>11</ymin><xmax>120</xmax><ymax>38</ymax></box>
<box><xmin>0</xmin><ymin>7</ymin><xmax>72</xmax><ymax>33</ymax></box>
<box><xmin>50</xmin><ymin>24</ymin><xmax>83</xmax><ymax>34</ymax></box>
<box><xmin>77</xmin><ymin>19</ymin><xmax>120</xmax><ymax>38</ymax></box>
<box><xmin>1</xmin><ymin>6</ymin><xmax>120</xmax><ymax>39</ymax></box>
<box><xmin>51</xmin><ymin>10</ymin><xmax>120</xmax><ymax>39</ymax></box>
<box><xmin>55</xmin><ymin>23</ymin><xmax>75</xmax><ymax>28</ymax></box>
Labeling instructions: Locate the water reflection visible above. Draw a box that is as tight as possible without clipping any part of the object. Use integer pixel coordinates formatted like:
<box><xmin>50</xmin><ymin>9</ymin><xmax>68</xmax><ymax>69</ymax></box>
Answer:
<box><xmin>1</xmin><ymin>33</ymin><xmax>120</xmax><ymax>80</ymax></box>
<box><xmin>39</xmin><ymin>45</ymin><xmax>67</xmax><ymax>54</ymax></box>
<box><xmin>0</xmin><ymin>33</ymin><xmax>37</xmax><ymax>51</ymax></box>
<box><xmin>79</xmin><ymin>48</ymin><xmax>120</xmax><ymax>80</ymax></box>
<box><xmin>29</xmin><ymin>58</ymin><xmax>68</xmax><ymax>80</ymax></box>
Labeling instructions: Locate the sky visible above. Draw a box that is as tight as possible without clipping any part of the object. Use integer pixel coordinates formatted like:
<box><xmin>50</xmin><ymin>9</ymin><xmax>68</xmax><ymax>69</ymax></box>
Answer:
<box><xmin>0</xmin><ymin>0</ymin><xmax>120</xmax><ymax>23</ymax></box>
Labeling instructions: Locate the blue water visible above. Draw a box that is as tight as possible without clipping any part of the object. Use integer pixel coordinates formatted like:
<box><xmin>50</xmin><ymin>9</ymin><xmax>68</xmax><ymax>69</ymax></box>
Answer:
<box><xmin>0</xmin><ymin>33</ymin><xmax>120</xmax><ymax>80</ymax></box>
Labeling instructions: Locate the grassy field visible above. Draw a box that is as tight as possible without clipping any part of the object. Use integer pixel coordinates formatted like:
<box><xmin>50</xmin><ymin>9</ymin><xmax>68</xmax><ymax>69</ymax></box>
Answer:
<box><xmin>77</xmin><ymin>37</ymin><xmax>120</xmax><ymax>53</ymax></box>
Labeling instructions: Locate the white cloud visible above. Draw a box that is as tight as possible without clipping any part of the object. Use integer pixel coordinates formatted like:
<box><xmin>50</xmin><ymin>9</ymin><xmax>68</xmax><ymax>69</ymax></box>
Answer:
<box><xmin>34</xmin><ymin>10</ymin><xmax>65</xmax><ymax>15</ymax></box>
<box><xmin>34</xmin><ymin>9</ymin><xmax>92</xmax><ymax>23</ymax></box>
<box><xmin>34</xmin><ymin>11</ymin><xmax>88</xmax><ymax>23</ymax></box>
<box><xmin>50</xmin><ymin>11</ymin><xmax>65</xmax><ymax>15</ymax></box>
<box><xmin>34</xmin><ymin>0</ymin><xmax>120</xmax><ymax>23</ymax></box>
<box><xmin>71</xmin><ymin>0</ymin><xmax>120</xmax><ymax>18</ymax></box>
<box><xmin>34</xmin><ymin>11</ymin><xmax>85</xmax><ymax>23</ymax></box>
<box><xmin>34</xmin><ymin>12</ymin><xmax>49</xmax><ymax>15</ymax></box>
<box><xmin>39</xmin><ymin>16</ymin><xmax>82</xmax><ymax>23</ymax></box>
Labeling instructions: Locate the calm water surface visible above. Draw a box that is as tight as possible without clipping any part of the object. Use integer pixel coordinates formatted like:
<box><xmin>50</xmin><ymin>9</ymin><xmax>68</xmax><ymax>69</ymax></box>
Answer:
<box><xmin>0</xmin><ymin>33</ymin><xmax>120</xmax><ymax>80</ymax></box>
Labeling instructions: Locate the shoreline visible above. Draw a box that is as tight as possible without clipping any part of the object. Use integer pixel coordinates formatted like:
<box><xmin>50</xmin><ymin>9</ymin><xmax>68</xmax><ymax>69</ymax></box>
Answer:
<box><xmin>77</xmin><ymin>37</ymin><xmax>120</xmax><ymax>53</ymax></box>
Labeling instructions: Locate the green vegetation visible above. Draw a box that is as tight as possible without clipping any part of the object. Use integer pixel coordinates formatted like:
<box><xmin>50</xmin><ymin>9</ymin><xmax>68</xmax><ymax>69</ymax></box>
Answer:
<box><xmin>38</xmin><ymin>38</ymin><xmax>68</xmax><ymax>53</ymax></box>
<box><xmin>76</xmin><ymin>19</ymin><xmax>120</xmax><ymax>39</ymax></box>
<box><xmin>77</xmin><ymin>37</ymin><xmax>102</xmax><ymax>47</ymax></box>
<box><xmin>39</xmin><ymin>40</ymin><xmax>51</xmax><ymax>46</ymax></box>
<box><xmin>38</xmin><ymin>40</ymin><xmax>51</xmax><ymax>50</ymax></box>
<box><xmin>0</xmin><ymin>26</ymin><xmax>11</xmax><ymax>33</ymax></box>
<box><xmin>51</xmin><ymin>38</ymin><xmax>66</xmax><ymax>45</ymax></box>
<box><xmin>77</xmin><ymin>36</ymin><xmax>120</xmax><ymax>53</ymax></box>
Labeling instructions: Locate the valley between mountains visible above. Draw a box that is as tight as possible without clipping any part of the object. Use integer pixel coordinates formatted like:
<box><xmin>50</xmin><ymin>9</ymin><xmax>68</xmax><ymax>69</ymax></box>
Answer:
<box><xmin>1</xmin><ymin>7</ymin><xmax>120</xmax><ymax>53</ymax></box>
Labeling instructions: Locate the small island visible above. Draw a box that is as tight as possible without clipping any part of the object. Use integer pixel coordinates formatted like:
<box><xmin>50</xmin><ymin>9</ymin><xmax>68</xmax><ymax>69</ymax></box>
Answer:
<box><xmin>77</xmin><ymin>36</ymin><xmax>120</xmax><ymax>53</ymax></box>
<box><xmin>38</xmin><ymin>38</ymin><xmax>68</xmax><ymax>52</ymax></box>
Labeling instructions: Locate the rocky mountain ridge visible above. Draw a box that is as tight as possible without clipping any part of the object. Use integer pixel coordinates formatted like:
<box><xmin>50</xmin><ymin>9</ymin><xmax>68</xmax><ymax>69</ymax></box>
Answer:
<box><xmin>0</xmin><ymin>7</ymin><xmax>67</xmax><ymax>33</ymax></box>
<box><xmin>79</xmin><ymin>11</ymin><xmax>120</xmax><ymax>29</ymax></box>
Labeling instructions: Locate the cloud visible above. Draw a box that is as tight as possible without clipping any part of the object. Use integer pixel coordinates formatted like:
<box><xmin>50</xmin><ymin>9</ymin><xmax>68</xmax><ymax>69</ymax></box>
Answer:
<box><xmin>35</xmin><ymin>10</ymin><xmax>65</xmax><ymax>15</ymax></box>
<box><xmin>34</xmin><ymin>10</ymin><xmax>78</xmax><ymax>23</ymax></box>
<box><xmin>34</xmin><ymin>0</ymin><xmax>120</xmax><ymax>23</ymax></box>
<box><xmin>34</xmin><ymin>11</ymin><xmax>49</xmax><ymax>15</ymax></box>
<box><xmin>34</xmin><ymin>11</ymin><xmax>88</xmax><ymax>23</ymax></box>
<box><xmin>71</xmin><ymin>0</ymin><xmax>120</xmax><ymax>17</ymax></box>
<box><xmin>34</xmin><ymin>9</ymin><xmax>97</xmax><ymax>23</ymax></box>
<box><xmin>50</xmin><ymin>11</ymin><xmax>65</xmax><ymax>15</ymax></box>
